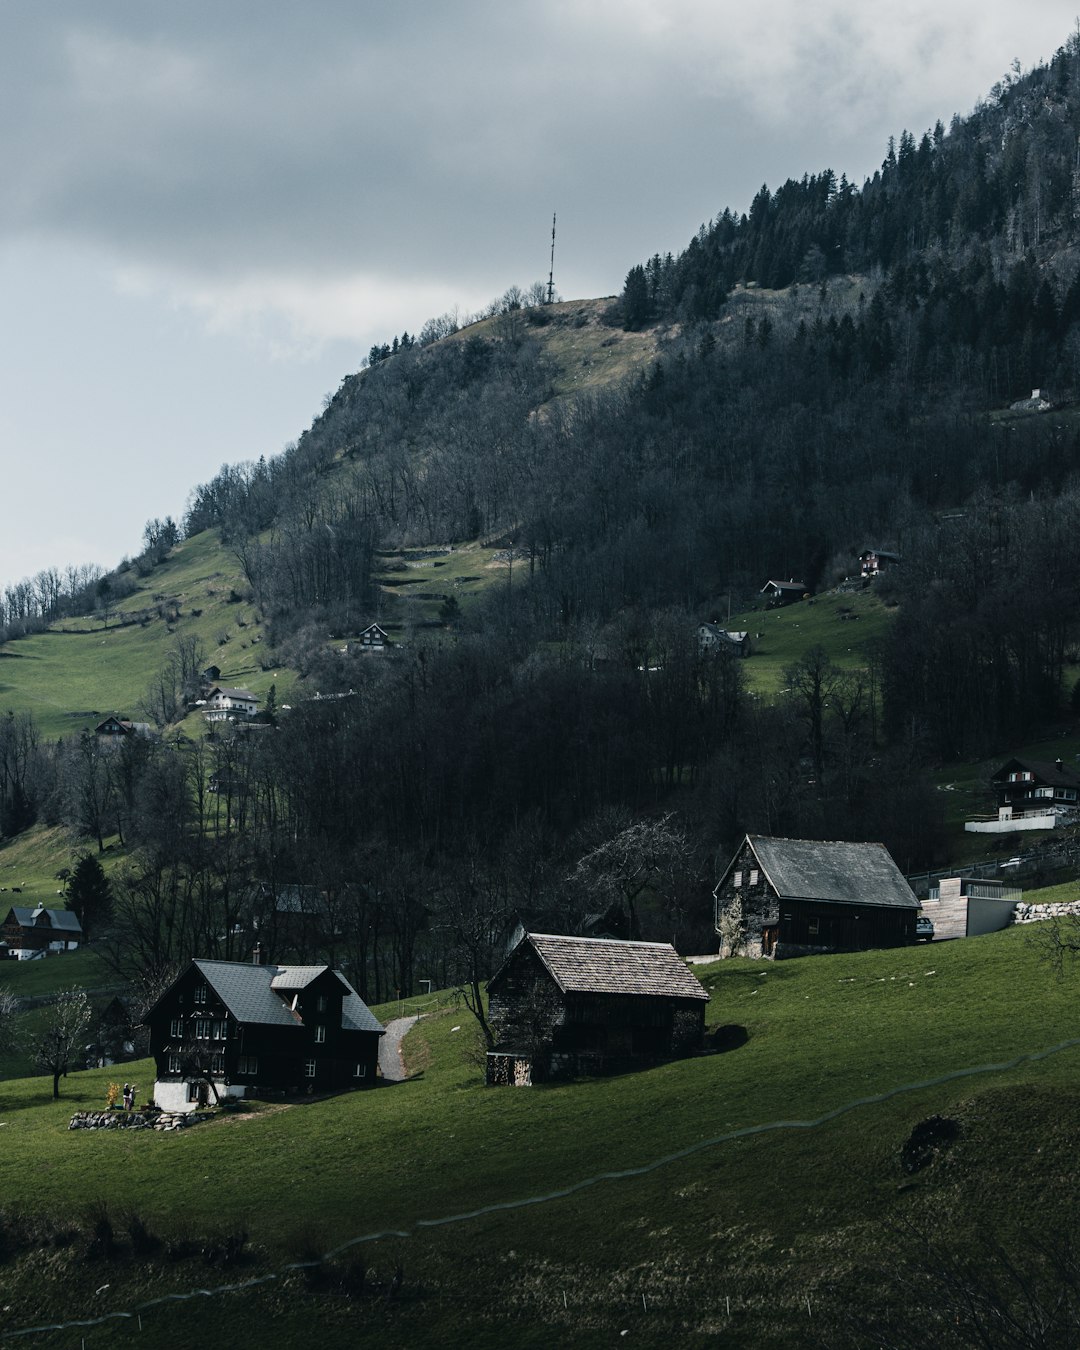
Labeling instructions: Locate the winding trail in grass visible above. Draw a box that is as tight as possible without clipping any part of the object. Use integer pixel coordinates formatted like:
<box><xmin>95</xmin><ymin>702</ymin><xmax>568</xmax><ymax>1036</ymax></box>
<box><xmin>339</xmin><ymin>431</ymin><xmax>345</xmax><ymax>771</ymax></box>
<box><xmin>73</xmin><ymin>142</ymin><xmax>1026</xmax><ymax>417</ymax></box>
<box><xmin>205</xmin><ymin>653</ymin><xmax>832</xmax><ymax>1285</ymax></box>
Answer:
<box><xmin>7</xmin><ymin>1033</ymin><xmax>1080</xmax><ymax>1342</ymax></box>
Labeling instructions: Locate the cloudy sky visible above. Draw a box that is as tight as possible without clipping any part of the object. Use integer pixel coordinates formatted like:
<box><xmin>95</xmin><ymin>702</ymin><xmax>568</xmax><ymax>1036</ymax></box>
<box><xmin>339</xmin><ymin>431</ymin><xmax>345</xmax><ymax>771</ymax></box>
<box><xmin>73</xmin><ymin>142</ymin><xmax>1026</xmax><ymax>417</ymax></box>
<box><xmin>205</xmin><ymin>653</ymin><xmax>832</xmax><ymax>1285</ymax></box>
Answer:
<box><xmin>1</xmin><ymin>2</ymin><xmax>1075</xmax><ymax>593</ymax></box>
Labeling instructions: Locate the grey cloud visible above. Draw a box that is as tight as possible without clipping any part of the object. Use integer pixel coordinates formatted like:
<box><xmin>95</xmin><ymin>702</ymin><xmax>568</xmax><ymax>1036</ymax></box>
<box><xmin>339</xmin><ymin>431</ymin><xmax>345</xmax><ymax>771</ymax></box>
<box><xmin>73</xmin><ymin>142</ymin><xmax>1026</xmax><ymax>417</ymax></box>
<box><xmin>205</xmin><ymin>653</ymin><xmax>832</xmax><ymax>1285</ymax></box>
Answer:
<box><xmin>0</xmin><ymin>2</ymin><xmax>1074</xmax><ymax>304</ymax></box>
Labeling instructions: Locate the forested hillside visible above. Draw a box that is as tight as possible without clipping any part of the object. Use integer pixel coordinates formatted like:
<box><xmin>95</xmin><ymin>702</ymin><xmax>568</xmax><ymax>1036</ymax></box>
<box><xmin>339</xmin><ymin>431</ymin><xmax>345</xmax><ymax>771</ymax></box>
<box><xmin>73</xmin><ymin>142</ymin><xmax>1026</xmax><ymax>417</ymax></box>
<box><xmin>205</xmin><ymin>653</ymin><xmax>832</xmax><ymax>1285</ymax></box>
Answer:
<box><xmin>7</xmin><ymin>33</ymin><xmax>1080</xmax><ymax>1005</ymax></box>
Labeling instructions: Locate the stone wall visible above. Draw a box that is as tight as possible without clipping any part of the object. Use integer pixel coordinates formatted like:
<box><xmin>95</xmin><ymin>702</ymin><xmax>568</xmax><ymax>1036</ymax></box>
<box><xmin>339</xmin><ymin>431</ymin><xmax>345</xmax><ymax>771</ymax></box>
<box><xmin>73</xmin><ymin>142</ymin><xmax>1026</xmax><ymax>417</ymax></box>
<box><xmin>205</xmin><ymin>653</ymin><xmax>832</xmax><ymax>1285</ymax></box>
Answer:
<box><xmin>1012</xmin><ymin>900</ymin><xmax>1080</xmax><ymax>925</ymax></box>
<box><xmin>69</xmin><ymin>1110</ymin><xmax>212</xmax><ymax>1132</ymax></box>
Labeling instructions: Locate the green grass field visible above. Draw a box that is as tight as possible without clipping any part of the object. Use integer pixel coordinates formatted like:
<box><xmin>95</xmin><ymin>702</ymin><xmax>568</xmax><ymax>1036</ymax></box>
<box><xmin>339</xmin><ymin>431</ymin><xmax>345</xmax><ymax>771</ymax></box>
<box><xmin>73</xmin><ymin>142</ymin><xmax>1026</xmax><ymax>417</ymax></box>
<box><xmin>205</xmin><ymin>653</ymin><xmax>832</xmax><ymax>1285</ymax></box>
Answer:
<box><xmin>730</xmin><ymin>587</ymin><xmax>892</xmax><ymax>697</ymax></box>
<box><xmin>2</xmin><ymin>926</ymin><xmax>1079</xmax><ymax>1347</ymax></box>
<box><xmin>0</xmin><ymin>530</ymin><xmax>288</xmax><ymax>740</ymax></box>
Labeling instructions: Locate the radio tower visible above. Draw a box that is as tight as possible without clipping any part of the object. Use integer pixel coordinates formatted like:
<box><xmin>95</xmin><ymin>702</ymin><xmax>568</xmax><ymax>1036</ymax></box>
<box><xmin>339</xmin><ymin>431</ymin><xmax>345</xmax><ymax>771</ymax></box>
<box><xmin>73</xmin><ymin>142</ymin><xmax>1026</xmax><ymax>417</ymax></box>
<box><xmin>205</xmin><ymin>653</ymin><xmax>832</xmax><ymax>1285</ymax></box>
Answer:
<box><xmin>546</xmin><ymin>212</ymin><xmax>557</xmax><ymax>305</ymax></box>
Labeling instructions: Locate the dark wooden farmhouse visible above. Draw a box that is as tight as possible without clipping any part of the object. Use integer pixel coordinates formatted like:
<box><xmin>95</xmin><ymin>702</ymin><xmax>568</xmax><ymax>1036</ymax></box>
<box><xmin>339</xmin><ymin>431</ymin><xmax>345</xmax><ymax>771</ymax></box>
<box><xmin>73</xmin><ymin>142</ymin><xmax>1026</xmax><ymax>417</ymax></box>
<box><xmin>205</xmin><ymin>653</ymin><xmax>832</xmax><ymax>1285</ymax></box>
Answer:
<box><xmin>350</xmin><ymin>623</ymin><xmax>392</xmax><ymax>652</ymax></box>
<box><xmin>698</xmin><ymin>623</ymin><xmax>751</xmax><ymax>657</ymax></box>
<box><xmin>0</xmin><ymin>905</ymin><xmax>82</xmax><ymax>959</ymax></box>
<box><xmin>94</xmin><ymin>715</ymin><xmax>154</xmax><ymax>742</ymax></box>
<box><xmin>760</xmin><ymin>579</ymin><xmax>809</xmax><ymax>608</ymax></box>
<box><xmin>486</xmin><ymin>932</ymin><xmax>708</xmax><ymax>1086</ymax></box>
<box><xmin>147</xmin><ymin>958</ymin><xmax>384</xmax><ymax>1112</ymax></box>
<box><xmin>714</xmin><ymin>835</ymin><xmax>918</xmax><ymax>959</ymax></box>
<box><xmin>990</xmin><ymin>757</ymin><xmax>1080</xmax><ymax>822</ymax></box>
<box><xmin>858</xmin><ymin>547</ymin><xmax>901</xmax><ymax>577</ymax></box>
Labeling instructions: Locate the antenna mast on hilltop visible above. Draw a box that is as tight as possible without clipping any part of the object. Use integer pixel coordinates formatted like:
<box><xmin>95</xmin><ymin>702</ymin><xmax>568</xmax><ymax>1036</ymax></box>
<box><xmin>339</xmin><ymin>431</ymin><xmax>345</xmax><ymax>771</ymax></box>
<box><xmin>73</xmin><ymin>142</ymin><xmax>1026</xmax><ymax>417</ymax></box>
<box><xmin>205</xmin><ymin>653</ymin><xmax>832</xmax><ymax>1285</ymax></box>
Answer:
<box><xmin>546</xmin><ymin>212</ymin><xmax>557</xmax><ymax>305</ymax></box>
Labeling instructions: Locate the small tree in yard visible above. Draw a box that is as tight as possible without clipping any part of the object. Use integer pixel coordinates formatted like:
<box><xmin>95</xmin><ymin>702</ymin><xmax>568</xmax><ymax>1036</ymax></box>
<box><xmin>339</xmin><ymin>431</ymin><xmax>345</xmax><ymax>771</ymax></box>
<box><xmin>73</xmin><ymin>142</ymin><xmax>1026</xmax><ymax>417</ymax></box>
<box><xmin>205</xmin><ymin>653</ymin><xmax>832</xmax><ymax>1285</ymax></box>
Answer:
<box><xmin>717</xmin><ymin>890</ymin><xmax>746</xmax><ymax>958</ymax></box>
<box><xmin>0</xmin><ymin>986</ymin><xmax>18</xmax><ymax>1062</ymax></box>
<box><xmin>24</xmin><ymin>988</ymin><xmax>91</xmax><ymax>1099</ymax></box>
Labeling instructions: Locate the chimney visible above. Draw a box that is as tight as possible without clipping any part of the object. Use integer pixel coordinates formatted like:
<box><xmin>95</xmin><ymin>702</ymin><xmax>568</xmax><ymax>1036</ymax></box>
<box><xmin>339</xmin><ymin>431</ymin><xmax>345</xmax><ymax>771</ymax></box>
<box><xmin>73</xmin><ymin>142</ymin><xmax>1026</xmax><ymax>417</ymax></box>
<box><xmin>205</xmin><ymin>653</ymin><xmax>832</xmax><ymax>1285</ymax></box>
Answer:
<box><xmin>252</xmin><ymin>942</ymin><xmax>263</xmax><ymax>965</ymax></box>
<box><xmin>1056</xmin><ymin>758</ymin><xmax>1064</xmax><ymax>773</ymax></box>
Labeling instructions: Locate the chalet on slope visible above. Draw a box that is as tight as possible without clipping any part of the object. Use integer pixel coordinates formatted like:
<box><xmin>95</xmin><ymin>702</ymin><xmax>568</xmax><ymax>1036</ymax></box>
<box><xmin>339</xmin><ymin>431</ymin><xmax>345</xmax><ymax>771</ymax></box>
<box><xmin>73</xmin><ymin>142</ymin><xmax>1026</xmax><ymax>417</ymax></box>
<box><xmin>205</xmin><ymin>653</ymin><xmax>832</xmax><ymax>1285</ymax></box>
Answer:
<box><xmin>0</xmin><ymin>905</ymin><xmax>82</xmax><ymax>959</ymax></box>
<box><xmin>760</xmin><ymin>579</ymin><xmax>809</xmax><ymax>609</ymax></box>
<box><xmin>204</xmin><ymin>685</ymin><xmax>259</xmax><ymax>721</ymax></box>
<box><xmin>714</xmin><ymin>835</ymin><xmax>918</xmax><ymax>960</ymax></box>
<box><xmin>146</xmin><ymin>957</ymin><xmax>383</xmax><ymax>1111</ymax></box>
<box><xmin>698</xmin><ymin>623</ymin><xmax>751</xmax><ymax>657</ymax></box>
<box><xmin>991</xmin><ymin>757</ymin><xmax>1080</xmax><ymax>821</ymax></box>
<box><xmin>349</xmin><ymin>623</ymin><xmax>392</xmax><ymax>652</ymax></box>
<box><xmin>858</xmin><ymin>548</ymin><xmax>901</xmax><ymax>577</ymax></box>
<box><xmin>486</xmin><ymin>932</ymin><xmax>708</xmax><ymax>1086</ymax></box>
<box><xmin>94</xmin><ymin>715</ymin><xmax>154</xmax><ymax>742</ymax></box>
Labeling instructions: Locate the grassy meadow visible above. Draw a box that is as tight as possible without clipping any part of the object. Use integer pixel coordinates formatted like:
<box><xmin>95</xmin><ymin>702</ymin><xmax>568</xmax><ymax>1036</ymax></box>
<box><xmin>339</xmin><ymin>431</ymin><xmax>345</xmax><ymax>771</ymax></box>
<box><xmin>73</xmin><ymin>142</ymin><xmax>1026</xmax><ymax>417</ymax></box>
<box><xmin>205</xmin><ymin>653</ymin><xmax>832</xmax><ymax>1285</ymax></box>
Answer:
<box><xmin>0</xmin><ymin>531</ymin><xmax>286</xmax><ymax>740</ymax></box>
<box><xmin>727</xmin><ymin>586</ymin><xmax>892</xmax><ymax>697</ymax></box>
<box><xmin>2</xmin><ymin>926</ymin><xmax>1079</xmax><ymax>1347</ymax></box>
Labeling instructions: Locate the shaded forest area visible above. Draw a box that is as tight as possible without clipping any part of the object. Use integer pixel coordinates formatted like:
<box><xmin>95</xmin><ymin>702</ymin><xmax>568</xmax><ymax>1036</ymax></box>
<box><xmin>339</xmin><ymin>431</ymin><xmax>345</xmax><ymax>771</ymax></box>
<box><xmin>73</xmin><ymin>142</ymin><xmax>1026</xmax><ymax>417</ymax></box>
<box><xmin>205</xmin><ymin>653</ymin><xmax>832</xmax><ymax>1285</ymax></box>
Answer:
<box><xmin>9</xmin><ymin>36</ymin><xmax>1080</xmax><ymax>1001</ymax></box>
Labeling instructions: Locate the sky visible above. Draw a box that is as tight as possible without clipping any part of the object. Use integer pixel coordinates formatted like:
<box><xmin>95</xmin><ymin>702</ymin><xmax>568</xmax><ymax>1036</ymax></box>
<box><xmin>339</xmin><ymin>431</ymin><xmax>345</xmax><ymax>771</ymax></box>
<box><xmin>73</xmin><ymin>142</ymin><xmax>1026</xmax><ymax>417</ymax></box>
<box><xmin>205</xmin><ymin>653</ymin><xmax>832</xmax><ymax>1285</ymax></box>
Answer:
<box><xmin>1</xmin><ymin>1</ymin><xmax>1077</xmax><ymax>593</ymax></box>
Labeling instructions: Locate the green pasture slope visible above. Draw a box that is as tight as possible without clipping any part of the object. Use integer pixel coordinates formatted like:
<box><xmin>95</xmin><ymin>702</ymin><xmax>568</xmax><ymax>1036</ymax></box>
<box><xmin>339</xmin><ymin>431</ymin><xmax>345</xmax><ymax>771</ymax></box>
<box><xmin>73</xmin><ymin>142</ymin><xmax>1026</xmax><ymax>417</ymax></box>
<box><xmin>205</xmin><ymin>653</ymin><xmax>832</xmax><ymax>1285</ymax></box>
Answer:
<box><xmin>2</xmin><ymin>926</ymin><xmax>1080</xmax><ymax>1347</ymax></box>
<box><xmin>0</xmin><ymin>531</ymin><xmax>287</xmax><ymax>741</ymax></box>
<box><xmin>731</xmin><ymin>587</ymin><xmax>893</xmax><ymax>697</ymax></box>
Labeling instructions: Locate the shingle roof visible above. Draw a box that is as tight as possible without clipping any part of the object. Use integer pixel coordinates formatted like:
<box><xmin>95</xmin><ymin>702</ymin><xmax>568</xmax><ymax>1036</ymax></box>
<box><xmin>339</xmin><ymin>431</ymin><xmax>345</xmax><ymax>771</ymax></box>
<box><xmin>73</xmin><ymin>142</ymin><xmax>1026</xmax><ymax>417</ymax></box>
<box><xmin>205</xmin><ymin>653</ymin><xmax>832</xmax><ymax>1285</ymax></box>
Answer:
<box><xmin>269</xmin><ymin>966</ymin><xmax>328</xmax><ymax>991</ymax></box>
<box><xmin>6</xmin><ymin>905</ymin><xmax>82</xmax><ymax>933</ymax></box>
<box><xmin>191</xmin><ymin>959</ymin><xmax>384</xmax><ymax>1034</ymax></box>
<box><xmin>196</xmin><ymin>960</ymin><xmax>299</xmax><ymax>1026</ymax></box>
<box><xmin>744</xmin><ymin>835</ymin><xmax>918</xmax><ymax>910</ymax></box>
<box><xmin>509</xmin><ymin>933</ymin><xmax>708</xmax><ymax>1001</ymax></box>
<box><xmin>340</xmin><ymin>980</ymin><xmax>385</xmax><ymax>1035</ymax></box>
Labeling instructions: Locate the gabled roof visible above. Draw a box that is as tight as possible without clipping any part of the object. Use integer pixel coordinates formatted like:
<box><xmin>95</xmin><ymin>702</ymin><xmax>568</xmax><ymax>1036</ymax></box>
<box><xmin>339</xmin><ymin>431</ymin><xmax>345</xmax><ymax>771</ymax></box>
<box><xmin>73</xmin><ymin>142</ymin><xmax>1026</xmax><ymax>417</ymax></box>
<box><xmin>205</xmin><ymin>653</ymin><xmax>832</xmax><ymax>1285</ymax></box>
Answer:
<box><xmin>859</xmin><ymin>547</ymin><xmax>901</xmax><ymax>561</ymax></box>
<box><xmin>4</xmin><ymin>905</ymin><xmax>82</xmax><ymax>933</ymax></box>
<box><xmin>722</xmin><ymin>835</ymin><xmax>918</xmax><ymax>910</ymax></box>
<box><xmin>760</xmin><ymin>579</ymin><xmax>806</xmax><ymax>593</ymax></box>
<box><xmin>991</xmin><ymin>757</ymin><xmax>1080</xmax><ymax>789</ymax></box>
<box><xmin>493</xmin><ymin>932</ymin><xmax>708</xmax><ymax>1001</ymax></box>
<box><xmin>207</xmin><ymin>686</ymin><xmax>257</xmax><ymax>702</ymax></box>
<box><xmin>184</xmin><ymin>959</ymin><xmax>384</xmax><ymax>1034</ymax></box>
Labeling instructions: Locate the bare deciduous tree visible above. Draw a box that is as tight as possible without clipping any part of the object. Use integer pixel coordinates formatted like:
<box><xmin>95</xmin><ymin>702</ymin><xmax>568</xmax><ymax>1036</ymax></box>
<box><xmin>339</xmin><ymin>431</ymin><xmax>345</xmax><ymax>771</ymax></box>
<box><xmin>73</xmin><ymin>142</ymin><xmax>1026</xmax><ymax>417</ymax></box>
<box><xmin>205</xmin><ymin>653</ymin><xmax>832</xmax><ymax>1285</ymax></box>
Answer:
<box><xmin>23</xmin><ymin>987</ymin><xmax>91</xmax><ymax>1099</ymax></box>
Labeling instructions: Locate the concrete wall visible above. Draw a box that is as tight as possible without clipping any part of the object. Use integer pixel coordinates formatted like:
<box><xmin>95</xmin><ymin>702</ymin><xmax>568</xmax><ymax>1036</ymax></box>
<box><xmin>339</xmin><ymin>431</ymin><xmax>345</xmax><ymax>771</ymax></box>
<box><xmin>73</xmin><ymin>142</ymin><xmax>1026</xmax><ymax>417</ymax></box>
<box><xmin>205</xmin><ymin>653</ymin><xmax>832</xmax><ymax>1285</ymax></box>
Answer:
<box><xmin>153</xmin><ymin>1080</ymin><xmax>245</xmax><ymax>1113</ymax></box>
<box><xmin>967</xmin><ymin>898</ymin><xmax>1017</xmax><ymax>936</ymax></box>
<box><xmin>965</xmin><ymin>816</ymin><xmax>1056</xmax><ymax>833</ymax></box>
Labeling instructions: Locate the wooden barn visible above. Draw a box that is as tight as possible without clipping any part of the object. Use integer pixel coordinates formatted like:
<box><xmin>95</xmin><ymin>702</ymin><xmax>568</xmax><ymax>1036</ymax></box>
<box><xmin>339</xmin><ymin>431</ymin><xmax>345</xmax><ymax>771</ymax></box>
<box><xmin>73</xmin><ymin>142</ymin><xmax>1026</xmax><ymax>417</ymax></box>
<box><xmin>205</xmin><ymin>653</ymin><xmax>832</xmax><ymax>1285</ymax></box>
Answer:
<box><xmin>147</xmin><ymin>957</ymin><xmax>384</xmax><ymax>1112</ymax></box>
<box><xmin>486</xmin><ymin>932</ymin><xmax>708</xmax><ymax>1086</ymax></box>
<box><xmin>760</xmin><ymin>579</ymin><xmax>809</xmax><ymax>608</ymax></box>
<box><xmin>714</xmin><ymin>834</ymin><xmax>918</xmax><ymax>960</ymax></box>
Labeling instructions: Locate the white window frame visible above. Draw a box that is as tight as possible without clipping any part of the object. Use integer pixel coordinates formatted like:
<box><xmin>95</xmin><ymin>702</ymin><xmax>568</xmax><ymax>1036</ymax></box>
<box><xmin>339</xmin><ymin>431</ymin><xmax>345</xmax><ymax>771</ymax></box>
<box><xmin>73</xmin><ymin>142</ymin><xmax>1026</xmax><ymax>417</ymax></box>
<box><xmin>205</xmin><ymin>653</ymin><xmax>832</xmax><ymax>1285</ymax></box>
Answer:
<box><xmin>353</xmin><ymin>1063</ymin><xmax>366</xmax><ymax>1078</ymax></box>
<box><xmin>167</xmin><ymin>1054</ymin><xmax>182</xmax><ymax>1074</ymax></box>
<box><xmin>170</xmin><ymin>1017</ymin><xmax>183</xmax><ymax>1038</ymax></box>
<box><xmin>305</xmin><ymin>1058</ymin><xmax>316</xmax><ymax>1079</ymax></box>
<box><xmin>315</xmin><ymin>1024</ymin><xmax>326</xmax><ymax>1044</ymax></box>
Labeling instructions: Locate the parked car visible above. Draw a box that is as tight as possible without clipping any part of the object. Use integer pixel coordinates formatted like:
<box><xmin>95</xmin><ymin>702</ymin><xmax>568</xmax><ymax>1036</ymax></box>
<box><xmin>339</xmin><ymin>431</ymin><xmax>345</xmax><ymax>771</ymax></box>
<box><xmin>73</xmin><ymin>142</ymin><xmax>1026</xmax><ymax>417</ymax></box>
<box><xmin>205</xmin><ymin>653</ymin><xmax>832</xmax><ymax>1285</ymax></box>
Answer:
<box><xmin>915</xmin><ymin>915</ymin><xmax>935</xmax><ymax>942</ymax></box>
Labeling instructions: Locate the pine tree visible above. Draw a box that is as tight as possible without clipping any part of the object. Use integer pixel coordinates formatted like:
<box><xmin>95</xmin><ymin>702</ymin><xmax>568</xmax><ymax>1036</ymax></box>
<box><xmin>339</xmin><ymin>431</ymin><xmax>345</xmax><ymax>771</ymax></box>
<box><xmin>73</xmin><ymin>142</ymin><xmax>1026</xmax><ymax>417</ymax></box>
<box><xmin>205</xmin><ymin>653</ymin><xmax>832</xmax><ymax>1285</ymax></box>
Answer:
<box><xmin>68</xmin><ymin>853</ymin><xmax>112</xmax><ymax>939</ymax></box>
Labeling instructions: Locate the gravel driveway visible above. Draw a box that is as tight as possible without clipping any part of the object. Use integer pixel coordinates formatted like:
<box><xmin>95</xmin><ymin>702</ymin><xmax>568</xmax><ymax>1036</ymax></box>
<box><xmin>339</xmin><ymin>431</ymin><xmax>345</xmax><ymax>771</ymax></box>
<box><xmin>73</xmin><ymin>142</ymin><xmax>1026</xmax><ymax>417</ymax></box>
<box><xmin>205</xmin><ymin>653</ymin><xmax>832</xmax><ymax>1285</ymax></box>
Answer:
<box><xmin>379</xmin><ymin>1015</ymin><xmax>420</xmax><ymax>1082</ymax></box>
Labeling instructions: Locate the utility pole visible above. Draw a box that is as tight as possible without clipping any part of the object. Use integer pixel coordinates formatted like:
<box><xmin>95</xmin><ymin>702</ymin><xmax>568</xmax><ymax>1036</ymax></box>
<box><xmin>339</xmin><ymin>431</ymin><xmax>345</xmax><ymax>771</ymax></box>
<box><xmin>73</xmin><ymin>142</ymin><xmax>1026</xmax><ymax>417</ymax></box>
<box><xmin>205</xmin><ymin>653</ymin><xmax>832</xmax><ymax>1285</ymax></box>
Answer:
<box><xmin>546</xmin><ymin>212</ymin><xmax>557</xmax><ymax>305</ymax></box>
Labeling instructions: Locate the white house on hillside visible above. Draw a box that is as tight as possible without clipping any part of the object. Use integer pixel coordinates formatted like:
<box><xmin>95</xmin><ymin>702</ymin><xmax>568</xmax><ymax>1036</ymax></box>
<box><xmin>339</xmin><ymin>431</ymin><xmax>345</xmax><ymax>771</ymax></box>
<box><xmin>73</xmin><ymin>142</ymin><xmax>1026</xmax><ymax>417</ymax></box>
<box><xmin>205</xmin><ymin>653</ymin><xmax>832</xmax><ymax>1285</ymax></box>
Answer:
<box><xmin>205</xmin><ymin>686</ymin><xmax>259</xmax><ymax>722</ymax></box>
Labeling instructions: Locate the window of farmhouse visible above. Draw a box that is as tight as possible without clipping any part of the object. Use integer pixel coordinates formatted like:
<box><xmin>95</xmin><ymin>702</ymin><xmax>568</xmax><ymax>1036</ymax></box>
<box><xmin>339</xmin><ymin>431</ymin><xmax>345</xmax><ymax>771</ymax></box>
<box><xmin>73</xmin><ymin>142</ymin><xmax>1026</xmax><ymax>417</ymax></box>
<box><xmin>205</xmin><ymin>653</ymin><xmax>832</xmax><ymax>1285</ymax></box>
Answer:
<box><xmin>305</xmin><ymin>1059</ymin><xmax>317</xmax><ymax>1078</ymax></box>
